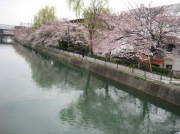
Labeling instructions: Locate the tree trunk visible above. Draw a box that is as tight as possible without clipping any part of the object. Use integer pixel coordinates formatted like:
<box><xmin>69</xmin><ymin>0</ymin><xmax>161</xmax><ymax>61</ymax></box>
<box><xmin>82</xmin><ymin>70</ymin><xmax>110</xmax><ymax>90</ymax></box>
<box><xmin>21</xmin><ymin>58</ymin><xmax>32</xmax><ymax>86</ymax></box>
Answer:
<box><xmin>148</xmin><ymin>54</ymin><xmax>152</xmax><ymax>72</ymax></box>
<box><xmin>89</xmin><ymin>30</ymin><xmax>94</xmax><ymax>56</ymax></box>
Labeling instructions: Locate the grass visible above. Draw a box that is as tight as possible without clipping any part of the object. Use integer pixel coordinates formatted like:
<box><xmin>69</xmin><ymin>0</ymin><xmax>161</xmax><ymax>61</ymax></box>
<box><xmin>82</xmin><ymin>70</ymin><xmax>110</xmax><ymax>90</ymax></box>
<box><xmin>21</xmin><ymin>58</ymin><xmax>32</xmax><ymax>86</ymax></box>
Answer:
<box><xmin>134</xmin><ymin>75</ymin><xmax>147</xmax><ymax>81</ymax></box>
<box><xmin>171</xmin><ymin>83</ymin><xmax>180</xmax><ymax>86</ymax></box>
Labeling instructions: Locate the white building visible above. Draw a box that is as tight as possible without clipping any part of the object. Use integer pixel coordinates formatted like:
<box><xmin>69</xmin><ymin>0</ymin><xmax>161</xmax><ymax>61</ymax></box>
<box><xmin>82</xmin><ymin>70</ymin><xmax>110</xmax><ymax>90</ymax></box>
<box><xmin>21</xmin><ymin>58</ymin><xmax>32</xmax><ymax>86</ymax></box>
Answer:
<box><xmin>163</xmin><ymin>37</ymin><xmax>180</xmax><ymax>76</ymax></box>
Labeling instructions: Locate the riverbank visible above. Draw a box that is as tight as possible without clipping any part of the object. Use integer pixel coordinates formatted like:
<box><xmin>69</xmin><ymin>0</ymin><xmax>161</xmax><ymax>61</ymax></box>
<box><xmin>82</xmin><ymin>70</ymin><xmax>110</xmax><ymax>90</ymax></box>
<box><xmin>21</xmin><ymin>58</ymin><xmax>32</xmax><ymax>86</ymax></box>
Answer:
<box><xmin>17</xmin><ymin>43</ymin><xmax>180</xmax><ymax>108</ymax></box>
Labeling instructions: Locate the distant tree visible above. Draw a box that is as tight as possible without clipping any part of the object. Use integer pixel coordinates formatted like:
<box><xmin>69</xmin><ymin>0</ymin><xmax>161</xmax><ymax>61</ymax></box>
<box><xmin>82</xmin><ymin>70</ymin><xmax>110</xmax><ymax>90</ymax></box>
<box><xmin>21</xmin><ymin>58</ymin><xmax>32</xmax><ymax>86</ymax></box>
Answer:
<box><xmin>67</xmin><ymin>0</ymin><xmax>109</xmax><ymax>55</ymax></box>
<box><xmin>33</xmin><ymin>6</ymin><xmax>56</xmax><ymax>29</ymax></box>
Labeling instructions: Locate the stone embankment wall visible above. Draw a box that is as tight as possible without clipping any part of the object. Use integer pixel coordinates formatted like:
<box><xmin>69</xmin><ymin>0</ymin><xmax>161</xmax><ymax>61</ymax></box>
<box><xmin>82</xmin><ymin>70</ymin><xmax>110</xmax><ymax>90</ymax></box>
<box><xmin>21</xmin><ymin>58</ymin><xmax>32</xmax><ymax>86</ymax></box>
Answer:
<box><xmin>21</xmin><ymin>43</ymin><xmax>180</xmax><ymax>108</ymax></box>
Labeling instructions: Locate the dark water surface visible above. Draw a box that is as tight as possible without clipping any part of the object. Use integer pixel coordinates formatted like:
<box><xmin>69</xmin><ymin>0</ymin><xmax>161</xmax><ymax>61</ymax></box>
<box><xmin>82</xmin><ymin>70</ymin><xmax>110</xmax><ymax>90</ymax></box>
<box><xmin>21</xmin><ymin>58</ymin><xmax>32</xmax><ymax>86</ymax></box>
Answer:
<box><xmin>0</xmin><ymin>44</ymin><xmax>180</xmax><ymax>134</ymax></box>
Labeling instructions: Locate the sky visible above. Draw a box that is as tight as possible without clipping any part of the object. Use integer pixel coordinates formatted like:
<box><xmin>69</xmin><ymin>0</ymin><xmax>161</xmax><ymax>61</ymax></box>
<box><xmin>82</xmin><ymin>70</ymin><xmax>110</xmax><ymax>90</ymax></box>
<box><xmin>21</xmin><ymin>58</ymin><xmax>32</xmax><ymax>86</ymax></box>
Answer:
<box><xmin>0</xmin><ymin>0</ymin><xmax>179</xmax><ymax>25</ymax></box>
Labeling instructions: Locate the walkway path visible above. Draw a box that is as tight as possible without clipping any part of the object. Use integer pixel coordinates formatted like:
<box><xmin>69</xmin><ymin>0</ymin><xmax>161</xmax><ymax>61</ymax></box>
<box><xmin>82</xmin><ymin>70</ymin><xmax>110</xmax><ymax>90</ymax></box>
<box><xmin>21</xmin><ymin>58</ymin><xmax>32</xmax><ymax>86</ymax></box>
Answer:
<box><xmin>51</xmin><ymin>48</ymin><xmax>180</xmax><ymax>84</ymax></box>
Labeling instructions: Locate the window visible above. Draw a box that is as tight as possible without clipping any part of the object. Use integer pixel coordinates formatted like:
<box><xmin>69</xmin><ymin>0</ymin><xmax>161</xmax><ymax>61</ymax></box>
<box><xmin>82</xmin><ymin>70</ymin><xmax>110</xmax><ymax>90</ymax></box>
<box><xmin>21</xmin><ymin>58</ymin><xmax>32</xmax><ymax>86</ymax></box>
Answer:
<box><xmin>166</xmin><ymin>64</ymin><xmax>172</xmax><ymax>70</ymax></box>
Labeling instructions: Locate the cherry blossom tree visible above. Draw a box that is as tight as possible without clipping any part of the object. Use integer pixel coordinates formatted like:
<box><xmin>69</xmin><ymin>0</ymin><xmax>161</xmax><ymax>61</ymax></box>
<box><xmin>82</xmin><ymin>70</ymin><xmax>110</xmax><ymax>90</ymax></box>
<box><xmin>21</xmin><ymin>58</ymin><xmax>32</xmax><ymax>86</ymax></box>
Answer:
<box><xmin>94</xmin><ymin>4</ymin><xmax>180</xmax><ymax>71</ymax></box>
<box><xmin>14</xmin><ymin>3</ymin><xmax>180</xmax><ymax>71</ymax></box>
<box><xmin>14</xmin><ymin>20</ymin><xmax>89</xmax><ymax>51</ymax></box>
<box><xmin>14</xmin><ymin>26</ymin><xmax>33</xmax><ymax>44</ymax></box>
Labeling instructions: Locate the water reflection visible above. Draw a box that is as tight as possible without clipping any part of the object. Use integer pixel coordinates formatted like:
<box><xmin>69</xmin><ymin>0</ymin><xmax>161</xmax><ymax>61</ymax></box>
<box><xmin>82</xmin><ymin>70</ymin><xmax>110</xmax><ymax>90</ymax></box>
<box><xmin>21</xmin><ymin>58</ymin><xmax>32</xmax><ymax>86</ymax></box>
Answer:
<box><xmin>14</xmin><ymin>44</ymin><xmax>180</xmax><ymax>134</ymax></box>
<box><xmin>60</xmin><ymin>85</ymin><xmax>180</xmax><ymax>134</ymax></box>
<box><xmin>14</xmin><ymin>44</ymin><xmax>108</xmax><ymax>91</ymax></box>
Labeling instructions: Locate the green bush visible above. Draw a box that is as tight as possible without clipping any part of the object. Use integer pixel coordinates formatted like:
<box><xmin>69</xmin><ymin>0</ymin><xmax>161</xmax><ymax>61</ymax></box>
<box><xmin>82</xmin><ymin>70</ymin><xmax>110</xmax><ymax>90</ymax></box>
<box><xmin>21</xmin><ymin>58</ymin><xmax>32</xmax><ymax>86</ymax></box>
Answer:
<box><xmin>57</xmin><ymin>40</ymin><xmax>89</xmax><ymax>55</ymax></box>
<box><xmin>115</xmin><ymin>59</ymin><xmax>134</xmax><ymax>67</ymax></box>
<box><xmin>152</xmin><ymin>65</ymin><xmax>171</xmax><ymax>75</ymax></box>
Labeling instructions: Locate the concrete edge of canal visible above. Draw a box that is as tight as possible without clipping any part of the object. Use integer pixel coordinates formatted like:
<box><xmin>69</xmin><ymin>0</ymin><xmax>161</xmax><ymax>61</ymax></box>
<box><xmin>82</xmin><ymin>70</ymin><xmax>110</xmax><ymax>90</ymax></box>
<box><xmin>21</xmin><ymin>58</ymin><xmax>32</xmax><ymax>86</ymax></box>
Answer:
<box><xmin>16</xmin><ymin>42</ymin><xmax>180</xmax><ymax>108</ymax></box>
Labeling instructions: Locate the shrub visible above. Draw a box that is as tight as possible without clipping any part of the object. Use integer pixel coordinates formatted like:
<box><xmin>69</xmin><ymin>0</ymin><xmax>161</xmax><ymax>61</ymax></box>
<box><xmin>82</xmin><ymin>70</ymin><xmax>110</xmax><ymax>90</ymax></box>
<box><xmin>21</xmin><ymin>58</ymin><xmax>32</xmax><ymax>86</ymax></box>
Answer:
<box><xmin>58</xmin><ymin>40</ymin><xmax>89</xmax><ymax>55</ymax></box>
<box><xmin>152</xmin><ymin>65</ymin><xmax>171</xmax><ymax>75</ymax></box>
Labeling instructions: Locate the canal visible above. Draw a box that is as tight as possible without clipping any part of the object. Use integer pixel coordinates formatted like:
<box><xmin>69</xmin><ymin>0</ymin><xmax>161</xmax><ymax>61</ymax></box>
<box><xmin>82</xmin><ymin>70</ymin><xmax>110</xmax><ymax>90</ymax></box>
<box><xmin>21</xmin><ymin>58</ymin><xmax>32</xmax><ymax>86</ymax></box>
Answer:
<box><xmin>0</xmin><ymin>44</ymin><xmax>180</xmax><ymax>134</ymax></box>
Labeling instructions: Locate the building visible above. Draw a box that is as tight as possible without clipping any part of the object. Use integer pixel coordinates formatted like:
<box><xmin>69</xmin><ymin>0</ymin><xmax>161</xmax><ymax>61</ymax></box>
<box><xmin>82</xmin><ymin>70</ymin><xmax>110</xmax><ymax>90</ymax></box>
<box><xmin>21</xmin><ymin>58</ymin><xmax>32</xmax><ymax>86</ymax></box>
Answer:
<box><xmin>151</xmin><ymin>35</ymin><xmax>180</xmax><ymax>77</ymax></box>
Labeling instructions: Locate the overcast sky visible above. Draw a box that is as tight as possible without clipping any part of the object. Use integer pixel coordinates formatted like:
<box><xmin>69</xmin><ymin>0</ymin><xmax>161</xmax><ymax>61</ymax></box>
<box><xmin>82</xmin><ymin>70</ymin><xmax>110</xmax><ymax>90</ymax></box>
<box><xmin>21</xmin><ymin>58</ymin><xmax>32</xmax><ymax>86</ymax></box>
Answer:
<box><xmin>0</xmin><ymin>0</ymin><xmax>179</xmax><ymax>25</ymax></box>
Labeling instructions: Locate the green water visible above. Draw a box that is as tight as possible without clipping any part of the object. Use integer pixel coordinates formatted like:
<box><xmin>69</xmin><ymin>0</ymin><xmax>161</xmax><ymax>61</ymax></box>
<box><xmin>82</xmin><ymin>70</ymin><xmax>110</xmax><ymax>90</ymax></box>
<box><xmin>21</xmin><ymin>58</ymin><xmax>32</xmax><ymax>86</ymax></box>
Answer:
<box><xmin>0</xmin><ymin>44</ymin><xmax>180</xmax><ymax>134</ymax></box>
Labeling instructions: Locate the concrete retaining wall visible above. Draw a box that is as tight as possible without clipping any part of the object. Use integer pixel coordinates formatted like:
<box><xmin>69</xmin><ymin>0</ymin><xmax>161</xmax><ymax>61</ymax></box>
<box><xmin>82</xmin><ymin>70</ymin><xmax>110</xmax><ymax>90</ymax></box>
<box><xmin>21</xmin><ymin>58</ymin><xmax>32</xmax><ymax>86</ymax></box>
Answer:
<box><xmin>22</xmin><ymin>44</ymin><xmax>180</xmax><ymax>108</ymax></box>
